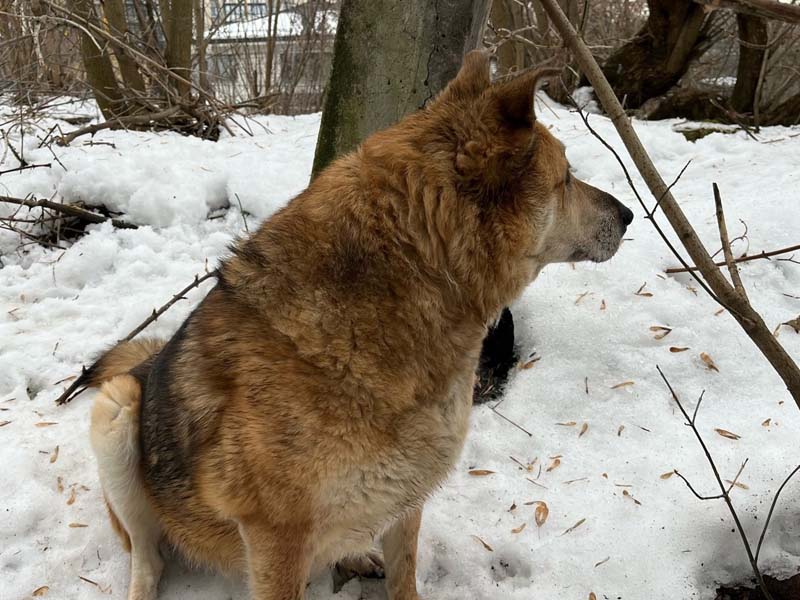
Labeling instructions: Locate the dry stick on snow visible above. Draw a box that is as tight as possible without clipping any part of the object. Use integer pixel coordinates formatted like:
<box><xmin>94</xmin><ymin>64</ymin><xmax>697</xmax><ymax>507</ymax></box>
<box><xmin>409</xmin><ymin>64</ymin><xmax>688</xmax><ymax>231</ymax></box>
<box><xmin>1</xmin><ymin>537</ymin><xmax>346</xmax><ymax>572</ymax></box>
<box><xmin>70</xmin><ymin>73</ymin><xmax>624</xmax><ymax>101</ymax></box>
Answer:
<box><xmin>55</xmin><ymin>270</ymin><xmax>218</xmax><ymax>405</ymax></box>
<box><xmin>656</xmin><ymin>366</ymin><xmax>794</xmax><ymax>600</ymax></box>
<box><xmin>0</xmin><ymin>195</ymin><xmax>138</xmax><ymax>230</ymax></box>
<box><xmin>57</xmin><ymin>106</ymin><xmax>182</xmax><ymax>146</ymax></box>
<box><xmin>665</xmin><ymin>243</ymin><xmax>800</xmax><ymax>274</ymax></box>
<box><xmin>539</xmin><ymin>0</ymin><xmax>800</xmax><ymax>409</ymax></box>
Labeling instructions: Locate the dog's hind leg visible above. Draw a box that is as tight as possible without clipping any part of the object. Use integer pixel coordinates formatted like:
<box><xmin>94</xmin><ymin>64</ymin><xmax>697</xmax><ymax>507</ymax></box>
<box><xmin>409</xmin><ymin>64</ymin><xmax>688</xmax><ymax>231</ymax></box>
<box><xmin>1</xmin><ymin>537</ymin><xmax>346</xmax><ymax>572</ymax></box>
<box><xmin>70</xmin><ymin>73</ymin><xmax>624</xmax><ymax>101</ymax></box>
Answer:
<box><xmin>90</xmin><ymin>375</ymin><xmax>164</xmax><ymax>600</ymax></box>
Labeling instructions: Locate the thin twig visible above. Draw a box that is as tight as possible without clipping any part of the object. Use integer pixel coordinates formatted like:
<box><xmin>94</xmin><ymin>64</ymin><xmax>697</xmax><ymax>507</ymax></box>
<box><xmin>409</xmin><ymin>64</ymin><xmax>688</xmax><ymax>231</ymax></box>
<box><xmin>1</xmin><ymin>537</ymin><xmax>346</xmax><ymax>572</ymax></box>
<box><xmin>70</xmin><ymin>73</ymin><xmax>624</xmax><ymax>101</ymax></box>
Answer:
<box><xmin>714</xmin><ymin>183</ymin><xmax>748</xmax><ymax>299</ymax></box>
<box><xmin>666</xmin><ymin>243</ymin><xmax>800</xmax><ymax>273</ymax></box>
<box><xmin>755</xmin><ymin>463</ymin><xmax>800</xmax><ymax>563</ymax></box>
<box><xmin>57</xmin><ymin>106</ymin><xmax>181</xmax><ymax>146</ymax></box>
<box><xmin>55</xmin><ymin>270</ymin><xmax>218</xmax><ymax>405</ymax></box>
<box><xmin>0</xmin><ymin>162</ymin><xmax>51</xmax><ymax>175</ymax></box>
<box><xmin>656</xmin><ymin>365</ymin><xmax>775</xmax><ymax>600</ymax></box>
<box><xmin>0</xmin><ymin>195</ymin><xmax>137</xmax><ymax>229</ymax></box>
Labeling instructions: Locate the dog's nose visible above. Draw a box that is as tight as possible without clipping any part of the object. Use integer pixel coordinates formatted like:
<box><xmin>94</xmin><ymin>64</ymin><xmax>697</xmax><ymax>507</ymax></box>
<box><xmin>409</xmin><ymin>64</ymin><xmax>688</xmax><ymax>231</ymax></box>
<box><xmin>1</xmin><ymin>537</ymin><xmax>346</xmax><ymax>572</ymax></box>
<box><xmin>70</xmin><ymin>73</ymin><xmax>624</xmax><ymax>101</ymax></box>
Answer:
<box><xmin>619</xmin><ymin>204</ymin><xmax>633</xmax><ymax>227</ymax></box>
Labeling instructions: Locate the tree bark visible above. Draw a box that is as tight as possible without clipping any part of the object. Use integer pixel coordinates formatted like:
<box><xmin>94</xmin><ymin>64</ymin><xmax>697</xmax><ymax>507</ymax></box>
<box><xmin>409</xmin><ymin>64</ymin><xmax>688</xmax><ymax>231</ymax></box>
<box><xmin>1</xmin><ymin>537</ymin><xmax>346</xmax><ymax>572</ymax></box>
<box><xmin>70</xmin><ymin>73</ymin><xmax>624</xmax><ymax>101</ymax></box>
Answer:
<box><xmin>693</xmin><ymin>0</ymin><xmax>800</xmax><ymax>25</ymax></box>
<box><xmin>71</xmin><ymin>0</ymin><xmax>128</xmax><ymax>119</ymax></box>
<box><xmin>102</xmin><ymin>0</ymin><xmax>148</xmax><ymax>96</ymax></box>
<box><xmin>164</xmin><ymin>0</ymin><xmax>193</xmax><ymax>97</ymax></box>
<box><xmin>598</xmin><ymin>0</ymin><xmax>710</xmax><ymax>109</ymax></box>
<box><xmin>731</xmin><ymin>14</ymin><xmax>767</xmax><ymax>114</ymax></box>
<box><xmin>311</xmin><ymin>0</ymin><xmax>492</xmax><ymax>177</ymax></box>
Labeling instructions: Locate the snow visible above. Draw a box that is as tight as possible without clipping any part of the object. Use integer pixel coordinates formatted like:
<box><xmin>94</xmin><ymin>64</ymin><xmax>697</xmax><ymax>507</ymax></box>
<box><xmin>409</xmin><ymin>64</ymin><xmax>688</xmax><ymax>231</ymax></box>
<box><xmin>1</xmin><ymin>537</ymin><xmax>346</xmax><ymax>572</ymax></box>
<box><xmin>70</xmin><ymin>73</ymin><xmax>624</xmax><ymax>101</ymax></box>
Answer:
<box><xmin>1</xmin><ymin>95</ymin><xmax>799</xmax><ymax>600</ymax></box>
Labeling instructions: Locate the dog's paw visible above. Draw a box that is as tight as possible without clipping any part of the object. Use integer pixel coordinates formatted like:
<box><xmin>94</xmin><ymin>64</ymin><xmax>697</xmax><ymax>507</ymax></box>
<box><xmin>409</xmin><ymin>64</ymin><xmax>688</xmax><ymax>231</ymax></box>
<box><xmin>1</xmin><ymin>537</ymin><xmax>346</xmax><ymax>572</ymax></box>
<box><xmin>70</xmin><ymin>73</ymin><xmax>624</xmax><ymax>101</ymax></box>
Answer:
<box><xmin>332</xmin><ymin>551</ymin><xmax>385</xmax><ymax>591</ymax></box>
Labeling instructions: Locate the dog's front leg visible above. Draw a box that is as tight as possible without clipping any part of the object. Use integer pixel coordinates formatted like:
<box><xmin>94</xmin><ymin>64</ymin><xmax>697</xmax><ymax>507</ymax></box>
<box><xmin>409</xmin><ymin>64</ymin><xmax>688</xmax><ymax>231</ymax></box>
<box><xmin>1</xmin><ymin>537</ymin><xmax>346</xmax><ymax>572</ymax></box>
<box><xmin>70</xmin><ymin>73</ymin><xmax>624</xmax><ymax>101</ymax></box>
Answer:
<box><xmin>239</xmin><ymin>519</ymin><xmax>312</xmax><ymax>600</ymax></box>
<box><xmin>382</xmin><ymin>507</ymin><xmax>422</xmax><ymax>600</ymax></box>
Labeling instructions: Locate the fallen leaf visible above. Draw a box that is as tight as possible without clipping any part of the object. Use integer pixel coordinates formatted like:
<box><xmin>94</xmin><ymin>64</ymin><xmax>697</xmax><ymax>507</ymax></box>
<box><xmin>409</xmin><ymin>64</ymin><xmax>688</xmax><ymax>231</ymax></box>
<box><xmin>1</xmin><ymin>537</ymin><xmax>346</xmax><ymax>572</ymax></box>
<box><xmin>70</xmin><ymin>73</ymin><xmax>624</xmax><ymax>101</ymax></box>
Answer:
<box><xmin>519</xmin><ymin>357</ymin><xmax>541</xmax><ymax>370</ymax></box>
<box><xmin>35</xmin><ymin>422</ymin><xmax>58</xmax><ymax>427</ymax></box>
<box><xmin>781</xmin><ymin>316</ymin><xmax>800</xmax><ymax>333</ymax></box>
<box><xmin>762</xmin><ymin>418</ymin><xmax>771</xmax><ymax>427</ymax></box>
<box><xmin>66</xmin><ymin>487</ymin><xmax>77</xmax><ymax>506</ymax></box>
<box><xmin>57</xmin><ymin>476</ymin><xmax>64</xmax><ymax>493</ymax></box>
<box><xmin>700</xmin><ymin>352</ymin><xmax>719</xmax><ymax>372</ymax></box>
<box><xmin>611</xmin><ymin>381</ymin><xmax>634</xmax><ymax>390</ymax></box>
<box><xmin>589</xmin><ymin>593</ymin><xmax>597</xmax><ymax>600</ymax></box>
<box><xmin>509</xmin><ymin>502</ymin><xmax>517</xmax><ymax>512</ymax></box>
<box><xmin>635</xmin><ymin>282</ymin><xmax>653</xmax><ymax>297</ymax></box>
<box><xmin>49</xmin><ymin>445</ymin><xmax>59</xmax><ymax>464</ymax></box>
<box><xmin>725</xmin><ymin>479</ymin><xmax>750</xmax><ymax>490</ymax></box>
<box><xmin>562</xmin><ymin>518</ymin><xmax>586</xmax><ymax>535</ymax></box>
<box><xmin>650</xmin><ymin>325</ymin><xmax>672</xmax><ymax>340</ymax></box>
<box><xmin>714</xmin><ymin>308</ymin><xmax>725</xmax><ymax>316</ymax></box>
<box><xmin>68</xmin><ymin>522</ymin><xmax>88</xmax><ymax>528</ymax></box>
<box><xmin>557</xmin><ymin>421</ymin><xmax>577</xmax><ymax>427</ymax></box>
<box><xmin>617</xmin><ymin>425</ymin><xmax>625</xmax><ymax>436</ymax></box>
<box><xmin>600</xmin><ymin>300</ymin><xmax>606</xmax><ymax>310</ymax></box>
<box><xmin>622</xmin><ymin>489</ymin><xmax>642</xmax><ymax>505</ymax></box>
<box><xmin>670</xmin><ymin>346</ymin><xmax>690</xmax><ymax>353</ymax></box>
<box><xmin>471</xmin><ymin>535</ymin><xmax>493</xmax><ymax>552</ymax></box>
<box><xmin>0</xmin><ymin>420</ymin><xmax>10</xmax><ymax>427</ymax></box>
<box><xmin>534</xmin><ymin>501</ymin><xmax>549</xmax><ymax>527</ymax></box>
<box><xmin>579</xmin><ymin>423</ymin><xmax>588</xmax><ymax>437</ymax></box>
<box><xmin>660</xmin><ymin>471</ymin><xmax>675</xmax><ymax>480</ymax></box>
<box><xmin>546</xmin><ymin>458</ymin><xmax>561</xmax><ymax>472</ymax></box>
<box><xmin>32</xmin><ymin>586</ymin><xmax>49</xmax><ymax>596</ymax></box>
<box><xmin>511</xmin><ymin>523</ymin><xmax>527</xmax><ymax>534</ymax></box>
<box><xmin>715</xmin><ymin>428</ymin><xmax>741</xmax><ymax>440</ymax></box>
<box><xmin>468</xmin><ymin>469</ymin><xmax>495</xmax><ymax>477</ymax></box>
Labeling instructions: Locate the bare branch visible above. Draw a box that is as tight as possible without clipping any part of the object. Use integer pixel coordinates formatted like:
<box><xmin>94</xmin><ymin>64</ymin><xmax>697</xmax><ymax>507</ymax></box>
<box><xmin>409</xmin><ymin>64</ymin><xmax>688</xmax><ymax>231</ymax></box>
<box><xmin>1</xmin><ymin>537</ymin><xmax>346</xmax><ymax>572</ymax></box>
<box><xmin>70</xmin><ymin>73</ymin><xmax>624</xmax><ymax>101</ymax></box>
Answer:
<box><xmin>714</xmin><ymin>183</ymin><xmax>748</xmax><ymax>299</ymax></box>
<box><xmin>665</xmin><ymin>243</ymin><xmax>800</xmax><ymax>274</ymax></box>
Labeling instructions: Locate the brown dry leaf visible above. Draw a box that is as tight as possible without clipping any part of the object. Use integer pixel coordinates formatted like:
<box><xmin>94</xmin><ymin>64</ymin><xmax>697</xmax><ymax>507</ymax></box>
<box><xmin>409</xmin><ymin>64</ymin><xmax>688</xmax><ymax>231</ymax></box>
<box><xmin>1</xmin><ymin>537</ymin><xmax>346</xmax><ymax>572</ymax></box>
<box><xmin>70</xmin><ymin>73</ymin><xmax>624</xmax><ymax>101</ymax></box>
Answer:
<box><xmin>781</xmin><ymin>316</ymin><xmax>800</xmax><ymax>333</ymax></box>
<box><xmin>0</xmin><ymin>420</ymin><xmax>10</xmax><ymax>427</ymax></box>
<box><xmin>660</xmin><ymin>471</ymin><xmax>675</xmax><ymax>480</ymax></box>
<box><xmin>650</xmin><ymin>326</ymin><xmax>672</xmax><ymax>340</ymax></box>
<box><xmin>68</xmin><ymin>522</ymin><xmax>88</xmax><ymax>528</ymax></box>
<box><xmin>546</xmin><ymin>458</ymin><xmax>561</xmax><ymax>472</ymax></box>
<box><xmin>562</xmin><ymin>518</ymin><xmax>586</xmax><ymax>535</ymax></box>
<box><xmin>32</xmin><ymin>586</ymin><xmax>49</xmax><ymax>597</ymax></box>
<box><xmin>557</xmin><ymin>421</ymin><xmax>577</xmax><ymax>427</ymax></box>
<box><xmin>534</xmin><ymin>501</ymin><xmax>549</xmax><ymax>527</ymax></box>
<box><xmin>715</xmin><ymin>428</ymin><xmax>741</xmax><ymax>440</ymax></box>
<box><xmin>35</xmin><ymin>422</ymin><xmax>58</xmax><ymax>428</ymax></box>
<box><xmin>49</xmin><ymin>445</ymin><xmax>59</xmax><ymax>464</ymax></box>
<box><xmin>575</xmin><ymin>291</ymin><xmax>593</xmax><ymax>305</ymax></box>
<box><xmin>610</xmin><ymin>381</ymin><xmax>634</xmax><ymax>390</ymax></box>
<box><xmin>579</xmin><ymin>423</ymin><xmax>588</xmax><ymax>438</ymax></box>
<box><xmin>617</xmin><ymin>425</ymin><xmax>625</xmax><ymax>436</ymax></box>
<box><xmin>56</xmin><ymin>476</ymin><xmax>64</xmax><ymax>493</ymax></box>
<box><xmin>66</xmin><ymin>487</ymin><xmax>77</xmax><ymax>506</ymax></box>
<box><xmin>590</xmin><ymin>594</ymin><xmax>597</xmax><ymax>600</ymax></box>
<box><xmin>670</xmin><ymin>347</ymin><xmax>690</xmax><ymax>353</ymax></box>
<box><xmin>635</xmin><ymin>282</ymin><xmax>653</xmax><ymax>297</ymax></box>
<box><xmin>519</xmin><ymin>357</ymin><xmax>541</xmax><ymax>370</ymax></box>
<box><xmin>700</xmin><ymin>352</ymin><xmax>719</xmax><ymax>372</ymax></box>
<box><xmin>468</xmin><ymin>469</ymin><xmax>495</xmax><ymax>477</ymax></box>
<box><xmin>725</xmin><ymin>479</ymin><xmax>750</xmax><ymax>490</ymax></box>
<box><xmin>511</xmin><ymin>523</ymin><xmax>527</xmax><ymax>534</ymax></box>
<box><xmin>600</xmin><ymin>300</ymin><xmax>606</xmax><ymax>311</ymax></box>
<box><xmin>622</xmin><ymin>489</ymin><xmax>642</xmax><ymax>505</ymax></box>
<box><xmin>471</xmin><ymin>535</ymin><xmax>493</xmax><ymax>552</ymax></box>
<box><xmin>714</xmin><ymin>308</ymin><xmax>725</xmax><ymax>316</ymax></box>
<box><xmin>762</xmin><ymin>418</ymin><xmax>771</xmax><ymax>427</ymax></box>
<box><xmin>509</xmin><ymin>502</ymin><xmax>517</xmax><ymax>512</ymax></box>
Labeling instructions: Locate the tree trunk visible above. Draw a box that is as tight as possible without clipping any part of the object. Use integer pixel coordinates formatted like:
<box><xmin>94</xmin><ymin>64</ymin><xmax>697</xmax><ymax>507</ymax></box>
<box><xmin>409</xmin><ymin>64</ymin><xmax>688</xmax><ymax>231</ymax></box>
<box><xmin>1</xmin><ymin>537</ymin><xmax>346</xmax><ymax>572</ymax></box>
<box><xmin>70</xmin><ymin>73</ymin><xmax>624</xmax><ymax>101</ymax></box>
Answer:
<box><xmin>490</xmin><ymin>0</ymin><xmax>526</xmax><ymax>75</ymax></box>
<box><xmin>71</xmin><ymin>0</ymin><xmax>128</xmax><ymax>118</ymax></box>
<box><xmin>730</xmin><ymin>14</ymin><xmax>767</xmax><ymax>114</ymax></box>
<box><xmin>311</xmin><ymin>0</ymin><xmax>492</xmax><ymax>178</ymax></box>
<box><xmin>193</xmin><ymin>0</ymin><xmax>209</xmax><ymax>93</ymax></box>
<box><xmin>164</xmin><ymin>0</ymin><xmax>193</xmax><ymax>97</ymax></box>
<box><xmin>102</xmin><ymin>0</ymin><xmax>147</xmax><ymax>97</ymax></box>
<box><xmin>598</xmin><ymin>0</ymin><xmax>710</xmax><ymax>109</ymax></box>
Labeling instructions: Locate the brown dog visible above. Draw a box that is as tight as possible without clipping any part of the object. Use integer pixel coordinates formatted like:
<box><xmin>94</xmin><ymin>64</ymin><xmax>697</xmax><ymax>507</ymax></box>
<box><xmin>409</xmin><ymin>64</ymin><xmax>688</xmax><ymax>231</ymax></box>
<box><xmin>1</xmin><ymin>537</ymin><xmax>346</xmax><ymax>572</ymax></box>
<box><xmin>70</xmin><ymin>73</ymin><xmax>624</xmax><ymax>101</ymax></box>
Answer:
<box><xmin>85</xmin><ymin>50</ymin><xmax>631</xmax><ymax>600</ymax></box>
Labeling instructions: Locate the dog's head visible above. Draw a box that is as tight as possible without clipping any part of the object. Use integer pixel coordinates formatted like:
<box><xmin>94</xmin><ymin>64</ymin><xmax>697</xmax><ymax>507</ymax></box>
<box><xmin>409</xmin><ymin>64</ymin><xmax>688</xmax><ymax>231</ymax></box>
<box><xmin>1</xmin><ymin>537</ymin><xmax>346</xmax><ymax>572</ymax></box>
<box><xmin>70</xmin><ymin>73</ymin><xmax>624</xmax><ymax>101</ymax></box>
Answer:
<box><xmin>432</xmin><ymin>50</ymin><xmax>632</xmax><ymax>277</ymax></box>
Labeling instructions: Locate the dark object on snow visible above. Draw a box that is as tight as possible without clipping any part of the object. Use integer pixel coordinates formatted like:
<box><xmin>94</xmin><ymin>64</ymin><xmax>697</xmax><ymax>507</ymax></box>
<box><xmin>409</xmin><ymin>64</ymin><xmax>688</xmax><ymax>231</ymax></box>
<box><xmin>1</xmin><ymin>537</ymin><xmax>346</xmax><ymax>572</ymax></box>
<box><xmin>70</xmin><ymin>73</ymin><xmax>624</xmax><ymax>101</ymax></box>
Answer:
<box><xmin>474</xmin><ymin>307</ymin><xmax>518</xmax><ymax>404</ymax></box>
<box><xmin>716</xmin><ymin>572</ymin><xmax>800</xmax><ymax>600</ymax></box>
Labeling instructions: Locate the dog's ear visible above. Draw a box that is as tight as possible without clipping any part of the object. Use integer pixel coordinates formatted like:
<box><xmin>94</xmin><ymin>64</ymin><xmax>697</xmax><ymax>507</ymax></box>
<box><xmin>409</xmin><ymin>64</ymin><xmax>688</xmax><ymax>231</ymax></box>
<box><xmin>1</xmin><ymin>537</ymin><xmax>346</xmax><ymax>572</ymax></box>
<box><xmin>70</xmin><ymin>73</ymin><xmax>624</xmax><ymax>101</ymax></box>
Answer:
<box><xmin>439</xmin><ymin>49</ymin><xmax>491</xmax><ymax>103</ymax></box>
<box><xmin>491</xmin><ymin>67</ymin><xmax>561</xmax><ymax>128</ymax></box>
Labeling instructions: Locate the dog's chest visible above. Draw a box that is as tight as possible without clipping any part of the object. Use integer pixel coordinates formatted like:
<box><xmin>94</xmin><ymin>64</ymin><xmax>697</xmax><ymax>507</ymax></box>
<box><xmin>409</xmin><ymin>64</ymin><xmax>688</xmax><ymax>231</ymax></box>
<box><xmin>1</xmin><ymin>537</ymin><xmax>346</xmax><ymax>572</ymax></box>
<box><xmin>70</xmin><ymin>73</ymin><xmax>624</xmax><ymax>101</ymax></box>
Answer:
<box><xmin>315</xmin><ymin>373</ymin><xmax>473</xmax><ymax>554</ymax></box>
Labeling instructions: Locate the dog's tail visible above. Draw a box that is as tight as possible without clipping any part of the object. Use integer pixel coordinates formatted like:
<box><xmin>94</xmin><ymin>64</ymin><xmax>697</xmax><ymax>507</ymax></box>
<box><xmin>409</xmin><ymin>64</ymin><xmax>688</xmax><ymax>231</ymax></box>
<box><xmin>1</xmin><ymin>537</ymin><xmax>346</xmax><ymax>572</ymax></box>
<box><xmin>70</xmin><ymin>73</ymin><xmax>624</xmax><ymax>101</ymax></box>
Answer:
<box><xmin>57</xmin><ymin>338</ymin><xmax>165</xmax><ymax>404</ymax></box>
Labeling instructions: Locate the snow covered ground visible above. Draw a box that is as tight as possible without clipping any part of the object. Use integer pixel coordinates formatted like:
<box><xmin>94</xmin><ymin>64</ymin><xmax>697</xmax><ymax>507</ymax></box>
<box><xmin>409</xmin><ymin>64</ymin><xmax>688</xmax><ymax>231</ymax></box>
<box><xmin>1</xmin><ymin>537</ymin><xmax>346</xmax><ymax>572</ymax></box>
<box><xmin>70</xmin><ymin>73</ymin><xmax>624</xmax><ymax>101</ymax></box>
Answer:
<box><xmin>1</xmin><ymin>96</ymin><xmax>798</xmax><ymax>600</ymax></box>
